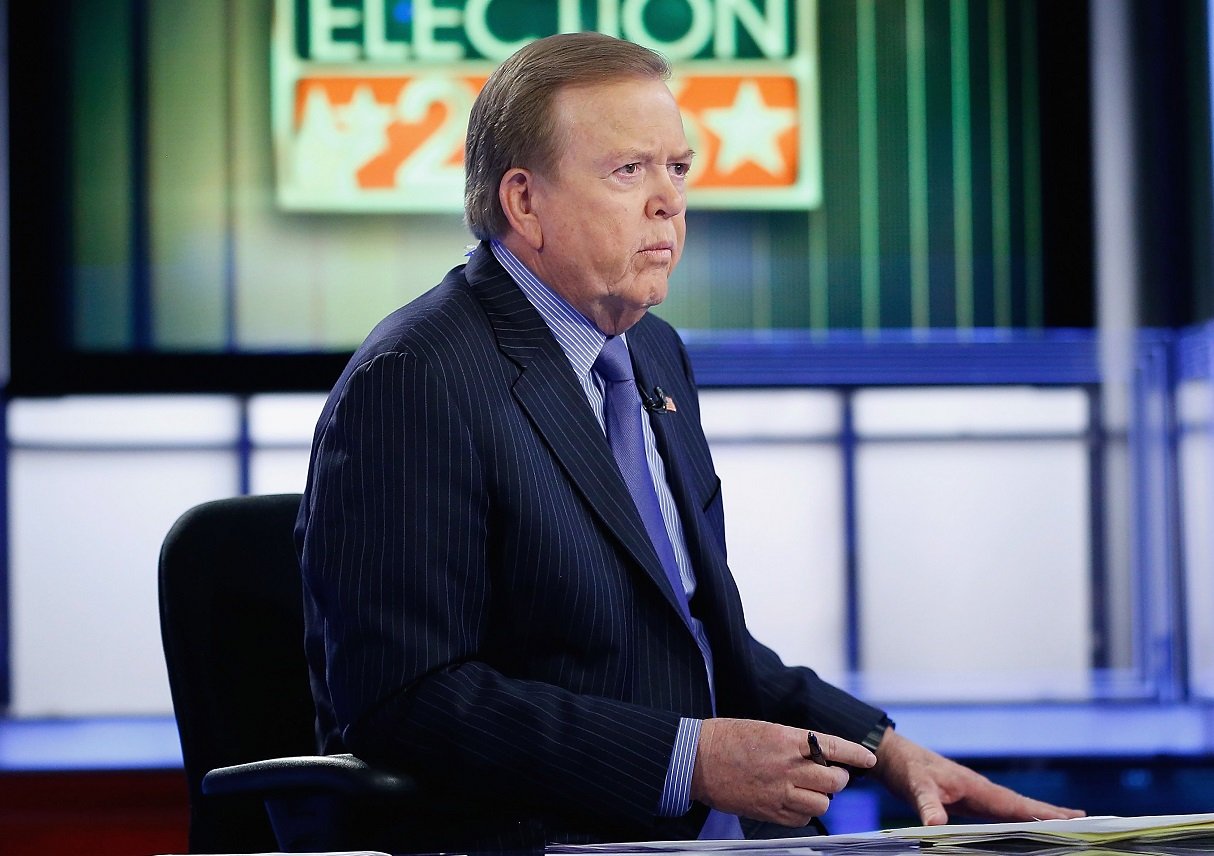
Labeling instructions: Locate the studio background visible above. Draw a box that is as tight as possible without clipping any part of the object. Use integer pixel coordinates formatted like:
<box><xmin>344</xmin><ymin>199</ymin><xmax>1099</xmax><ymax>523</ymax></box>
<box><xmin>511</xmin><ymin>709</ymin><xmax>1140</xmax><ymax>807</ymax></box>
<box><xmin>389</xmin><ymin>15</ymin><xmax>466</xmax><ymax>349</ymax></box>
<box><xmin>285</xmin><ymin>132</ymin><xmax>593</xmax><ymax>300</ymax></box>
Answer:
<box><xmin>4</xmin><ymin>0</ymin><xmax>1214</xmax><ymax>842</ymax></box>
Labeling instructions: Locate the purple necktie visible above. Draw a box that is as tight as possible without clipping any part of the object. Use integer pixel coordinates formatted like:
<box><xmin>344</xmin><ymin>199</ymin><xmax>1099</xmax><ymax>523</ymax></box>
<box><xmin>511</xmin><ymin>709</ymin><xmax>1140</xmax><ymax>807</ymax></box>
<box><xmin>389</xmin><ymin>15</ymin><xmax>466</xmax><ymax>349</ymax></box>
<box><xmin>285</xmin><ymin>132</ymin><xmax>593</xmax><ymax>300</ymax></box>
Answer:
<box><xmin>594</xmin><ymin>336</ymin><xmax>687</xmax><ymax>612</ymax></box>
<box><xmin>594</xmin><ymin>336</ymin><xmax>743</xmax><ymax>841</ymax></box>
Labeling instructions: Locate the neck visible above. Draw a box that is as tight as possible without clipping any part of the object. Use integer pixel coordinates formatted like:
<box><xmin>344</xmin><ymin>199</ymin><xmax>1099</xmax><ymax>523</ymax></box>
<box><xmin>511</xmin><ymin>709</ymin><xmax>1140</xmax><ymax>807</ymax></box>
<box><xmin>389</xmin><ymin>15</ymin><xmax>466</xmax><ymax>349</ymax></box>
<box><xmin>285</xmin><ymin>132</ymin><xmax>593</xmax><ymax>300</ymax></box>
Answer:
<box><xmin>494</xmin><ymin>233</ymin><xmax>645</xmax><ymax>336</ymax></box>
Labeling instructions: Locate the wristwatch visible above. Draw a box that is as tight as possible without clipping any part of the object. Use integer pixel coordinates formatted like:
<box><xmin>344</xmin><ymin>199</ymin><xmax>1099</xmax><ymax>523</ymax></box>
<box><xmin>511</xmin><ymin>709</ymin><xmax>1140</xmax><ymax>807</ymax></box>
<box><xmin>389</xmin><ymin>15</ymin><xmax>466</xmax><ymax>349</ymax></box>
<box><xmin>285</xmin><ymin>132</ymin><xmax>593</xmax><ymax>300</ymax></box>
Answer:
<box><xmin>861</xmin><ymin>715</ymin><xmax>895</xmax><ymax>753</ymax></box>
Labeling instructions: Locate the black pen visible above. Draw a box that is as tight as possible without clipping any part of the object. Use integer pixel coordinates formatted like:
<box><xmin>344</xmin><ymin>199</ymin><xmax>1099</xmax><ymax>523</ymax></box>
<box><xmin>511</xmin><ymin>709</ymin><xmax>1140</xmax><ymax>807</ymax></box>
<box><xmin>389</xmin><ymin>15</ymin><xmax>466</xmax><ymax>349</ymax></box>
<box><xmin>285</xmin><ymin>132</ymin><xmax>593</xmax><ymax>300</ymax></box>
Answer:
<box><xmin>808</xmin><ymin>731</ymin><xmax>830</xmax><ymax>766</ymax></box>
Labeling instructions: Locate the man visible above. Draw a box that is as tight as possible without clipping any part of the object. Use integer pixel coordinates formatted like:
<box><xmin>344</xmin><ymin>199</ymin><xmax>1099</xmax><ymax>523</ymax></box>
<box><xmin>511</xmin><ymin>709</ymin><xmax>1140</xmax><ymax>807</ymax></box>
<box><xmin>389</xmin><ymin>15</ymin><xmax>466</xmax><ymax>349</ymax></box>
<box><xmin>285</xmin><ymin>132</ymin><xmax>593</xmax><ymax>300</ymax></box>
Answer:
<box><xmin>297</xmin><ymin>32</ymin><xmax>1080</xmax><ymax>851</ymax></box>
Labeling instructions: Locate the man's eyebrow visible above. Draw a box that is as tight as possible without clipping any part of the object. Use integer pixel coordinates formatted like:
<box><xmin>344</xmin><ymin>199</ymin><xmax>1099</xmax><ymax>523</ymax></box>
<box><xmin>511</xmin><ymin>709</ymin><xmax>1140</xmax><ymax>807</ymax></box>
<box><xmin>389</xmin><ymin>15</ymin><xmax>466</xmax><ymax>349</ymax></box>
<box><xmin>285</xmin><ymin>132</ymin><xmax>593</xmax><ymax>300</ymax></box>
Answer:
<box><xmin>605</xmin><ymin>148</ymin><xmax>651</xmax><ymax>163</ymax></box>
<box><xmin>605</xmin><ymin>148</ymin><xmax>697</xmax><ymax>163</ymax></box>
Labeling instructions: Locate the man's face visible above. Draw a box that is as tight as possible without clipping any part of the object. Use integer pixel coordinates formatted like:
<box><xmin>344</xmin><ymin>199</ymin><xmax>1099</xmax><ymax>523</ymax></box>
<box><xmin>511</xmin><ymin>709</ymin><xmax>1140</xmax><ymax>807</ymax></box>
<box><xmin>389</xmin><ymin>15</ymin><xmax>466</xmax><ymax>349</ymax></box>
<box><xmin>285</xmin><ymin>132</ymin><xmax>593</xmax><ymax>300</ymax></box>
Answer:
<box><xmin>525</xmin><ymin>77</ymin><xmax>692</xmax><ymax>335</ymax></box>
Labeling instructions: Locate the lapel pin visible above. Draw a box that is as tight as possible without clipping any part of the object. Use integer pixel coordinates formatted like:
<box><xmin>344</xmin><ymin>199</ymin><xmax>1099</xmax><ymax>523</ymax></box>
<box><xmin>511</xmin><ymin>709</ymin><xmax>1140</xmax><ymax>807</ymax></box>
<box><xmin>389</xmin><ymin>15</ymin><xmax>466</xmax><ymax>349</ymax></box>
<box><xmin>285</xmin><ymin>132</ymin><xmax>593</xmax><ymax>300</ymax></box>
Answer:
<box><xmin>644</xmin><ymin>386</ymin><xmax>677</xmax><ymax>414</ymax></box>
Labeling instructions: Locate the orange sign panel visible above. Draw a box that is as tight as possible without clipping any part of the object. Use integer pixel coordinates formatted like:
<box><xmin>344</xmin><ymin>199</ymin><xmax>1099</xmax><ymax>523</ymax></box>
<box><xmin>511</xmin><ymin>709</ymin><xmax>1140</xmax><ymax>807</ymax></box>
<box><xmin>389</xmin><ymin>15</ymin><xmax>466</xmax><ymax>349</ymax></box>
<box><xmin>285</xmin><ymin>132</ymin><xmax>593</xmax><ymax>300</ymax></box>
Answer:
<box><xmin>278</xmin><ymin>70</ymin><xmax>815</xmax><ymax>212</ymax></box>
<box><xmin>675</xmin><ymin>74</ymin><xmax>801</xmax><ymax>189</ymax></box>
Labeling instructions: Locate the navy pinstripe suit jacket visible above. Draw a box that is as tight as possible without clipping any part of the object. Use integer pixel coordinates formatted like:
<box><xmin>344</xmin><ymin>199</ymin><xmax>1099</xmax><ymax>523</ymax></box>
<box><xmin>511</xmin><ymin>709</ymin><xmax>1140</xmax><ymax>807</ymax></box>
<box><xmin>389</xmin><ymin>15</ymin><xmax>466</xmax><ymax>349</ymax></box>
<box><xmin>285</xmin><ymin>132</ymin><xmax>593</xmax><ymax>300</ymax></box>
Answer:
<box><xmin>297</xmin><ymin>243</ymin><xmax>886</xmax><ymax>848</ymax></box>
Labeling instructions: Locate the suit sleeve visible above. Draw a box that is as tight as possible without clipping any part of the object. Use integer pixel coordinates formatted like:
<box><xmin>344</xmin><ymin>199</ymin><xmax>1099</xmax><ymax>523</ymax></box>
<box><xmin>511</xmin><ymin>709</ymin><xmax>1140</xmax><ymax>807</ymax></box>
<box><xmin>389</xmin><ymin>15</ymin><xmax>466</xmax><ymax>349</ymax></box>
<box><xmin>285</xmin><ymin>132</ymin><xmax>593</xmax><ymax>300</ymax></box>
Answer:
<box><xmin>670</xmin><ymin>331</ymin><xmax>890</xmax><ymax>745</ymax></box>
<box><xmin>747</xmin><ymin>638</ymin><xmax>889</xmax><ymax>744</ymax></box>
<box><xmin>300</xmin><ymin>349</ymin><xmax>682</xmax><ymax>827</ymax></box>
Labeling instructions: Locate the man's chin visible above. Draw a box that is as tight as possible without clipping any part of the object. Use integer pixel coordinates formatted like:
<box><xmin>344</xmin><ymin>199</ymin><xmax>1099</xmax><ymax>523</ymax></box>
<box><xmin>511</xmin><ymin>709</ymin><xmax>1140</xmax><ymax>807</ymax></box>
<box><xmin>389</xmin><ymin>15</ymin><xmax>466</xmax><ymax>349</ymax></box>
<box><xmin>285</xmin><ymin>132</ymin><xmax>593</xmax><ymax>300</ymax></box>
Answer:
<box><xmin>641</xmin><ymin>278</ymin><xmax>670</xmax><ymax>309</ymax></box>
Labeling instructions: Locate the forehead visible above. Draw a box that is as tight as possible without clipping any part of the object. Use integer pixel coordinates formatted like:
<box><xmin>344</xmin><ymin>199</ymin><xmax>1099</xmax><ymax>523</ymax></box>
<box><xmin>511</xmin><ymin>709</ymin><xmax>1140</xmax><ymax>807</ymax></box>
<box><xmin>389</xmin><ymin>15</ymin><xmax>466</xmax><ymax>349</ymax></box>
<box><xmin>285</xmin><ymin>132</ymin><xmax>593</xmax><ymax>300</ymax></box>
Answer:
<box><xmin>550</xmin><ymin>77</ymin><xmax>687</xmax><ymax>155</ymax></box>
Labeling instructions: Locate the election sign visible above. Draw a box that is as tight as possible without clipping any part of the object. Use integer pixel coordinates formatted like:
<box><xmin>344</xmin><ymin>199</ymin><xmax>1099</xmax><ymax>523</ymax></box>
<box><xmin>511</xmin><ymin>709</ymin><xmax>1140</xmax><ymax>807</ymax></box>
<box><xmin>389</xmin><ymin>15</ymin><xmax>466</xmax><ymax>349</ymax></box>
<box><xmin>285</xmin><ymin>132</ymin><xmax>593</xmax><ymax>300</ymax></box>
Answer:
<box><xmin>272</xmin><ymin>0</ymin><xmax>820</xmax><ymax>211</ymax></box>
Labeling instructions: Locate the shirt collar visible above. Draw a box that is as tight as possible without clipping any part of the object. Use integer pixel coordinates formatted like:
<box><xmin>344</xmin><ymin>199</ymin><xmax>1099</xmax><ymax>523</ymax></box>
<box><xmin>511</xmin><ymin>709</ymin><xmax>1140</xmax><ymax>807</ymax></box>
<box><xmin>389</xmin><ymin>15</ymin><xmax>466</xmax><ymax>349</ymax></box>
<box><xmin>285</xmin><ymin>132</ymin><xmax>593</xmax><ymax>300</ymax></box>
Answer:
<box><xmin>490</xmin><ymin>239</ymin><xmax>615</xmax><ymax>377</ymax></box>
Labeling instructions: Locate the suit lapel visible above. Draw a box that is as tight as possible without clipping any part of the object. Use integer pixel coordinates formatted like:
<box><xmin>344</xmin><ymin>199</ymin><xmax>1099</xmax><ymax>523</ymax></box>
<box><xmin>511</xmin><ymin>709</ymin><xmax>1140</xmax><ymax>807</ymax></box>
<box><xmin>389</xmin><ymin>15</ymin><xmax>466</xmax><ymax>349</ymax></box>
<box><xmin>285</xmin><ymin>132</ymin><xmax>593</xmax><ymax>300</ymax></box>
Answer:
<box><xmin>628</xmin><ymin>323</ymin><xmax>734</xmax><ymax>624</ymax></box>
<box><xmin>629</xmin><ymin>326</ymin><xmax>759</xmax><ymax>715</ymax></box>
<box><xmin>463</xmin><ymin>245</ymin><xmax>691</xmax><ymax>623</ymax></box>
<box><xmin>627</xmin><ymin>323</ymin><xmax>705</xmax><ymax>540</ymax></box>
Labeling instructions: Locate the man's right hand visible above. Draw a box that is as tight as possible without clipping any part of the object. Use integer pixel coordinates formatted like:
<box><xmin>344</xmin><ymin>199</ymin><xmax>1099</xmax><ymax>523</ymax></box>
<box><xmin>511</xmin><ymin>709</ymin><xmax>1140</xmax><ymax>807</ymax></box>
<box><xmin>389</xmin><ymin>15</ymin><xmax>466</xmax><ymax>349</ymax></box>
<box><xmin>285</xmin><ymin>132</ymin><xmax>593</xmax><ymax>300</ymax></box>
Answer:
<box><xmin>689</xmin><ymin>718</ymin><xmax>876</xmax><ymax>827</ymax></box>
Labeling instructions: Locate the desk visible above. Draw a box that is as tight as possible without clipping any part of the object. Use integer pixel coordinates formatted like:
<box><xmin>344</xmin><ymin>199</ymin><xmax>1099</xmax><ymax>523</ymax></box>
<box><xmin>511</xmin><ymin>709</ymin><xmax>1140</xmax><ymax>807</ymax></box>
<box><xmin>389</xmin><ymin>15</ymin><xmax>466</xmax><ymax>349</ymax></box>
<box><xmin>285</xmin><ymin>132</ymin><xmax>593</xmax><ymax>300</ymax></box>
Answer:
<box><xmin>550</xmin><ymin>815</ymin><xmax>1214</xmax><ymax>856</ymax></box>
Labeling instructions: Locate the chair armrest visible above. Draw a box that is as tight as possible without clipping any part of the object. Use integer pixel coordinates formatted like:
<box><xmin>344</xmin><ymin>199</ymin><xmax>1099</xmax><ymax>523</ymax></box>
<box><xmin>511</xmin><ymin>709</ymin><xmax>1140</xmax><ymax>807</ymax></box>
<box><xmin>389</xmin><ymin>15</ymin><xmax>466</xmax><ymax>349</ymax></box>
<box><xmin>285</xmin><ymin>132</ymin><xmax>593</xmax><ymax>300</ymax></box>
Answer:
<box><xmin>201</xmin><ymin>753</ymin><xmax>421</xmax><ymax>798</ymax></box>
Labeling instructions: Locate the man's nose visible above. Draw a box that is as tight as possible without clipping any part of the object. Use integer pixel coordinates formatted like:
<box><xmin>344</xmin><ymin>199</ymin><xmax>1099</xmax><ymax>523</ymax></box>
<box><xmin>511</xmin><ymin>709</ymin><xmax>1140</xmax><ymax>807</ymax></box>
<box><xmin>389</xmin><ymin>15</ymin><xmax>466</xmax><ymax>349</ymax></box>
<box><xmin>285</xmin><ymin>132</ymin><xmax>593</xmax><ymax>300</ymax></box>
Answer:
<box><xmin>647</xmin><ymin>169</ymin><xmax>686</xmax><ymax>219</ymax></box>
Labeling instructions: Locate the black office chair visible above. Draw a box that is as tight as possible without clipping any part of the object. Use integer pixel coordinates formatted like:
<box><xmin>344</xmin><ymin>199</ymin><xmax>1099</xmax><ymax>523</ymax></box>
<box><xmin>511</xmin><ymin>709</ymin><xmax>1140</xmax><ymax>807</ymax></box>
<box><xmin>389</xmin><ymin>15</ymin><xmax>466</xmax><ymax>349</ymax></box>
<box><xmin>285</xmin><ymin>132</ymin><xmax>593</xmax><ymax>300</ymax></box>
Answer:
<box><xmin>158</xmin><ymin>493</ymin><xmax>422</xmax><ymax>853</ymax></box>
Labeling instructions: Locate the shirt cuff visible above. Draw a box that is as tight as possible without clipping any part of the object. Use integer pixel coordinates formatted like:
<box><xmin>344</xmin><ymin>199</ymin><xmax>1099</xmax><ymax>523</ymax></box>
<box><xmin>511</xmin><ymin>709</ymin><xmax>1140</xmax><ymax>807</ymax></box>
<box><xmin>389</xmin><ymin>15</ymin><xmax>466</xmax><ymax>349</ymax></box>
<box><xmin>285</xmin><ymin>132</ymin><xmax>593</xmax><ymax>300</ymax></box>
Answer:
<box><xmin>658</xmin><ymin>717</ymin><xmax>702</xmax><ymax>817</ymax></box>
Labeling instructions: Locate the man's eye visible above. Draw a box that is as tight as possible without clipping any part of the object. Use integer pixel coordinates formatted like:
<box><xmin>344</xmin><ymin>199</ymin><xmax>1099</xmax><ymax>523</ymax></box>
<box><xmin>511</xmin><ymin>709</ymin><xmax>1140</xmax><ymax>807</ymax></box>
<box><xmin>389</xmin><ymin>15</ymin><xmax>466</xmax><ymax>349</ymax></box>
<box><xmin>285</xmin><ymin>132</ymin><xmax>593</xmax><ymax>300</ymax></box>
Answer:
<box><xmin>618</xmin><ymin>163</ymin><xmax>640</xmax><ymax>175</ymax></box>
<box><xmin>670</xmin><ymin>162</ymin><xmax>690</xmax><ymax>177</ymax></box>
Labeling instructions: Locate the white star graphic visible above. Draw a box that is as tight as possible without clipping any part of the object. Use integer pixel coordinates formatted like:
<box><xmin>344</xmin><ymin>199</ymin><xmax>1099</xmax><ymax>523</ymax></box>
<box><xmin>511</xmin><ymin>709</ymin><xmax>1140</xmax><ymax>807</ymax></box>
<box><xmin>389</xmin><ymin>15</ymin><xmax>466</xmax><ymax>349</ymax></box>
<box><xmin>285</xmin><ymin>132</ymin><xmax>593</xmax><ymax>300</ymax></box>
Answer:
<box><xmin>699</xmin><ymin>81</ymin><xmax>797</xmax><ymax>177</ymax></box>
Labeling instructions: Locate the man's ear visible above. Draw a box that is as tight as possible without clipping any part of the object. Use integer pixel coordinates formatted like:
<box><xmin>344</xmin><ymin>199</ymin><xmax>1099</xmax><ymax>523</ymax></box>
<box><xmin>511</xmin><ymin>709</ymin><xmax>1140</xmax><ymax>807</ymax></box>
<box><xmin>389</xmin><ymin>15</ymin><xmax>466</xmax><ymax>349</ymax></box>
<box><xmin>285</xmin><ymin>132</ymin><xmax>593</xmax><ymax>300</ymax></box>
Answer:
<box><xmin>499</xmin><ymin>167</ymin><xmax>543</xmax><ymax>250</ymax></box>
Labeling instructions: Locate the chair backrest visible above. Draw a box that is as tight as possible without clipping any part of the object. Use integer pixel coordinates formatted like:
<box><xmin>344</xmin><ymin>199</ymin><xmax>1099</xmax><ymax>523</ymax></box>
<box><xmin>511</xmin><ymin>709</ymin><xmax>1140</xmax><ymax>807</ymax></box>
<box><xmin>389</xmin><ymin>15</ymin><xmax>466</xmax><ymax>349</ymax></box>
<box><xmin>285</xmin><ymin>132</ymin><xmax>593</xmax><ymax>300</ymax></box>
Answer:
<box><xmin>159</xmin><ymin>493</ymin><xmax>317</xmax><ymax>854</ymax></box>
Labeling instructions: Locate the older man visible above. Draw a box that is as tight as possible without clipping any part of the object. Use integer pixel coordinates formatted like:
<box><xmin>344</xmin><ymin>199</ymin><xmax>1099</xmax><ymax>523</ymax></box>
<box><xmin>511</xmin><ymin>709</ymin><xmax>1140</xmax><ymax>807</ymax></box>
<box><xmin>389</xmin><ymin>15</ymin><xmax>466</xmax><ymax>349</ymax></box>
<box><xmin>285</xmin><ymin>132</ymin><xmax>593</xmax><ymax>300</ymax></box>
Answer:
<box><xmin>297</xmin><ymin>31</ymin><xmax>1080</xmax><ymax>851</ymax></box>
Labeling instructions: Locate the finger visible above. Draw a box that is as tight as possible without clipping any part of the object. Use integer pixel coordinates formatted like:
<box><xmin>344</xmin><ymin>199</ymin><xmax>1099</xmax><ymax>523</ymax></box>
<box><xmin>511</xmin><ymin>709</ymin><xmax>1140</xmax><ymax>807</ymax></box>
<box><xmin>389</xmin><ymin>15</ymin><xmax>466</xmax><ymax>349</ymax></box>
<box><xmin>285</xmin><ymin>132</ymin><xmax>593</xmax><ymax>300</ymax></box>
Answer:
<box><xmin>786</xmin><ymin>783</ymin><xmax>834</xmax><ymax>820</ymax></box>
<box><xmin>914</xmin><ymin>783</ymin><xmax>949</xmax><ymax>826</ymax></box>
<box><xmin>1017</xmin><ymin>797</ymin><xmax>1086</xmax><ymax>821</ymax></box>
<box><xmin>805</xmin><ymin>730</ymin><xmax>876</xmax><ymax>769</ymax></box>
<box><xmin>962</xmin><ymin>778</ymin><xmax>1081</xmax><ymax>822</ymax></box>
<box><xmin>791</xmin><ymin>759</ymin><xmax>851</xmax><ymax>795</ymax></box>
<box><xmin>912</xmin><ymin>777</ymin><xmax>951</xmax><ymax>825</ymax></box>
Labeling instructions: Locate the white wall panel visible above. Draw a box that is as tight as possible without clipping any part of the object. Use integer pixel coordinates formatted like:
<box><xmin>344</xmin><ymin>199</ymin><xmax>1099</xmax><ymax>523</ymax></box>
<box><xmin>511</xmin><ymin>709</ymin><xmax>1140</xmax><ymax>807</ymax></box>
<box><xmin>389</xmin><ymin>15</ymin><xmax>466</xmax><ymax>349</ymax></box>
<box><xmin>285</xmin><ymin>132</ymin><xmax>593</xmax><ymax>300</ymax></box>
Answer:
<box><xmin>9</xmin><ymin>395</ymin><xmax>240</xmax><ymax>445</ymax></box>
<box><xmin>711</xmin><ymin>443</ymin><xmax>847</xmax><ymax>679</ymax></box>
<box><xmin>854</xmin><ymin>386</ymin><xmax>1088</xmax><ymax>436</ymax></box>
<box><xmin>702</xmin><ymin>390</ymin><xmax>847</xmax><ymax>680</ymax></box>
<box><xmin>856</xmin><ymin>439</ymin><xmax>1090</xmax><ymax>701</ymax></box>
<box><xmin>700</xmin><ymin>389</ymin><xmax>840</xmax><ymax>438</ymax></box>
<box><xmin>248</xmin><ymin>393</ymin><xmax>326</xmax><ymax>495</ymax></box>
<box><xmin>248</xmin><ymin>393</ymin><xmax>327</xmax><ymax>444</ymax></box>
<box><xmin>10</xmin><ymin>449</ymin><xmax>238</xmax><ymax>716</ymax></box>
<box><xmin>249</xmin><ymin>448</ymin><xmax>312</xmax><ymax>496</ymax></box>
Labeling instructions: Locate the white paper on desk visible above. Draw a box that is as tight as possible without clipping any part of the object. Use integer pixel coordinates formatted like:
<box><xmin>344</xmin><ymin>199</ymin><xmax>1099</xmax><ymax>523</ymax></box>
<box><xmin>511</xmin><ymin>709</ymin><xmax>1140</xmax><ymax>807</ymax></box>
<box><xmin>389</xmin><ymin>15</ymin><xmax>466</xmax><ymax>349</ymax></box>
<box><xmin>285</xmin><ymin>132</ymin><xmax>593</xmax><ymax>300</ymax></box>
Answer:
<box><xmin>548</xmin><ymin>812</ymin><xmax>1214</xmax><ymax>854</ymax></box>
<box><xmin>827</xmin><ymin>812</ymin><xmax>1214</xmax><ymax>846</ymax></box>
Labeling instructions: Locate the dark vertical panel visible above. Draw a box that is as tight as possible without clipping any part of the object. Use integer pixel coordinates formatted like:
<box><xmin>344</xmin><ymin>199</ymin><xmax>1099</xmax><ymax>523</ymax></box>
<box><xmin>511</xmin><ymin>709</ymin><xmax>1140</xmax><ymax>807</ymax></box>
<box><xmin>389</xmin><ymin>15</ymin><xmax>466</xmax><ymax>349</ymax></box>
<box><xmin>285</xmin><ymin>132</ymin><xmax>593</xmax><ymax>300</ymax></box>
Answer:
<box><xmin>875</xmin><ymin>0</ymin><xmax>913</xmax><ymax>328</ymax></box>
<box><xmin>925</xmin><ymin>0</ymin><xmax>958</xmax><ymax>327</ymax></box>
<box><xmin>1005</xmin><ymin>2</ymin><xmax>1028</xmax><ymax>328</ymax></box>
<box><xmin>1038</xmin><ymin>0</ymin><xmax>1093</xmax><ymax>328</ymax></box>
<box><xmin>8</xmin><ymin>0</ymin><xmax>74</xmax><ymax>390</ymax></box>
<box><xmin>1184</xmin><ymin>0</ymin><xmax>1214</xmax><ymax>323</ymax></box>
<box><xmin>1019</xmin><ymin>0</ymin><xmax>1045</xmax><ymax>328</ymax></box>
<box><xmin>967</xmin><ymin>0</ymin><xmax>995</xmax><ymax>328</ymax></box>
<box><xmin>987</xmin><ymin>0</ymin><xmax>1013</xmax><ymax>327</ymax></box>
<box><xmin>821</xmin><ymin>0</ymin><xmax>864</xmax><ymax>328</ymax></box>
<box><xmin>1132</xmin><ymin>0</ymin><xmax>1202</xmax><ymax>328</ymax></box>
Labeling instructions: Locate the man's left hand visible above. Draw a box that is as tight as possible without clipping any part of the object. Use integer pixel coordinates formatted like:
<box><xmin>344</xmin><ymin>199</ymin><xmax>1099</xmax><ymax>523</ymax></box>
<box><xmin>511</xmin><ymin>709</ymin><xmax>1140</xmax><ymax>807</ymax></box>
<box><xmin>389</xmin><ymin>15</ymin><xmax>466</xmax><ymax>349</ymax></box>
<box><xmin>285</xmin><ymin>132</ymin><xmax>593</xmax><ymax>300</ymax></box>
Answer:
<box><xmin>872</xmin><ymin>728</ymin><xmax>1086</xmax><ymax>825</ymax></box>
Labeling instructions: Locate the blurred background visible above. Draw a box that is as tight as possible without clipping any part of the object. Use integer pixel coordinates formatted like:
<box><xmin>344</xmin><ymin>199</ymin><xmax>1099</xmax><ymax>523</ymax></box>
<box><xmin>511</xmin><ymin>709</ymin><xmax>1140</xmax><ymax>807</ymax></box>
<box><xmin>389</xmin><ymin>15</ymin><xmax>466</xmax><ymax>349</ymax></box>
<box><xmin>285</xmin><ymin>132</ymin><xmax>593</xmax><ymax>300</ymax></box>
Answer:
<box><xmin>4</xmin><ymin>0</ymin><xmax>1214</xmax><ymax>851</ymax></box>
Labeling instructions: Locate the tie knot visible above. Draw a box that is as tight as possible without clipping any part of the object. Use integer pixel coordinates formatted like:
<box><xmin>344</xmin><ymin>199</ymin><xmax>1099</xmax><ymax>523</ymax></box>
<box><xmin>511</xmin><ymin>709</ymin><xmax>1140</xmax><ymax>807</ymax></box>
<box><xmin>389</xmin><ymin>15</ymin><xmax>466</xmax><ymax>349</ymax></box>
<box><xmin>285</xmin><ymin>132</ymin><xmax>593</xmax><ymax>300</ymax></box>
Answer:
<box><xmin>594</xmin><ymin>336</ymin><xmax>634</xmax><ymax>383</ymax></box>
